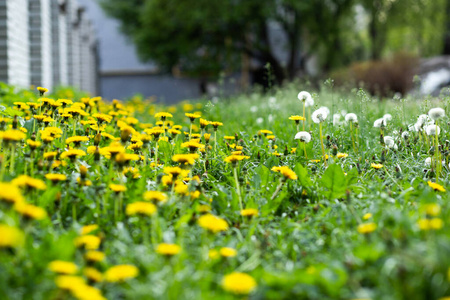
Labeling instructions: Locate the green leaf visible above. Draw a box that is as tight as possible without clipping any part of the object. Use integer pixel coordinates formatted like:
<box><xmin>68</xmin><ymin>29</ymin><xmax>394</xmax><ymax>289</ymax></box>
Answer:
<box><xmin>294</xmin><ymin>163</ymin><xmax>313</xmax><ymax>190</ymax></box>
<box><xmin>320</xmin><ymin>164</ymin><xmax>347</xmax><ymax>199</ymax></box>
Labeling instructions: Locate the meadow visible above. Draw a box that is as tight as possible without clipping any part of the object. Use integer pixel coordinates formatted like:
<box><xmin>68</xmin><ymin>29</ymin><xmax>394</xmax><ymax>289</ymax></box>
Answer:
<box><xmin>0</xmin><ymin>82</ymin><xmax>449</xmax><ymax>300</ymax></box>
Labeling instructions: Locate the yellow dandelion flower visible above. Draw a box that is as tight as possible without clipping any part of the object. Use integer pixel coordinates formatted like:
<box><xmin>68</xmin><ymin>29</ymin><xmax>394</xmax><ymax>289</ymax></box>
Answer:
<box><xmin>104</xmin><ymin>265</ymin><xmax>139</xmax><ymax>282</ymax></box>
<box><xmin>156</xmin><ymin>243</ymin><xmax>181</xmax><ymax>256</ymax></box>
<box><xmin>81</xmin><ymin>224</ymin><xmax>99</xmax><ymax>235</ymax></box>
<box><xmin>45</xmin><ymin>173</ymin><xmax>67</xmax><ymax>183</ymax></box>
<box><xmin>336</xmin><ymin>153</ymin><xmax>349</xmax><ymax>159</ymax></box>
<box><xmin>427</xmin><ymin>181</ymin><xmax>445</xmax><ymax>192</ymax></box>
<box><xmin>54</xmin><ymin>275</ymin><xmax>86</xmax><ymax>291</ymax></box>
<box><xmin>109</xmin><ymin>184</ymin><xmax>127</xmax><ymax>193</ymax></box>
<box><xmin>363</xmin><ymin>213</ymin><xmax>372</xmax><ymax>220</ymax></box>
<box><xmin>220</xmin><ymin>247</ymin><xmax>237</xmax><ymax>257</ymax></box>
<box><xmin>224</xmin><ymin>155</ymin><xmax>250</xmax><ymax>164</ymax></box>
<box><xmin>0</xmin><ymin>224</ymin><xmax>24</xmax><ymax>248</ymax></box>
<box><xmin>172</xmin><ymin>153</ymin><xmax>199</xmax><ymax>165</ymax></box>
<box><xmin>85</xmin><ymin>251</ymin><xmax>106</xmax><ymax>262</ymax></box>
<box><xmin>126</xmin><ymin>202</ymin><xmax>157</xmax><ymax>216</ymax></box>
<box><xmin>0</xmin><ymin>182</ymin><xmax>25</xmax><ymax>204</ymax></box>
<box><xmin>65</xmin><ymin>136</ymin><xmax>89</xmax><ymax>145</ymax></box>
<box><xmin>221</xmin><ymin>272</ymin><xmax>257</xmax><ymax>295</ymax></box>
<box><xmin>289</xmin><ymin>115</ymin><xmax>305</xmax><ymax>122</ymax></box>
<box><xmin>357</xmin><ymin>222</ymin><xmax>377</xmax><ymax>234</ymax></box>
<box><xmin>271</xmin><ymin>166</ymin><xmax>298</xmax><ymax>180</ymax></box>
<box><xmin>12</xmin><ymin>175</ymin><xmax>47</xmax><ymax>190</ymax></box>
<box><xmin>74</xmin><ymin>235</ymin><xmax>101</xmax><ymax>250</ymax></box>
<box><xmin>14</xmin><ymin>202</ymin><xmax>47</xmax><ymax>220</ymax></box>
<box><xmin>84</xmin><ymin>267</ymin><xmax>103</xmax><ymax>283</ymax></box>
<box><xmin>1</xmin><ymin>129</ymin><xmax>26</xmax><ymax>142</ymax></box>
<box><xmin>60</xmin><ymin>149</ymin><xmax>86</xmax><ymax>159</ymax></box>
<box><xmin>37</xmin><ymin>86</ymin><xmax>48</xmax><ymax>94</ymax></box>
<box><xmin>198</xmin><ymin>214</ymin><xmax>228</xmax><ymax>233</ymax></box>
<box><xmin>143</xmin><ymin>191</ymin><xmax>168</xmax><ymax>203</ymax></box>
<box><xmin>371</xmin><ymin>163</ymin><xmax>383</xmax><ymax>169</ymax></box>
<box><xmin>48</xmin><ymin>261</ymin><xmax>78</xmax><ymax>275</ymax></box>
<box><xmin>240</xmin><ymin>208</ymin><xmax>259</xmax><ymax>217</ymax></box>
<box><xmin>154</xmin><ymin>112</ymin><xmax>173</xmax><ymax>120</ymax></box>
<box><xmin>185</xmin><ymin>113</ymin><xmax>201</xmax><ymax>121</ymax></box>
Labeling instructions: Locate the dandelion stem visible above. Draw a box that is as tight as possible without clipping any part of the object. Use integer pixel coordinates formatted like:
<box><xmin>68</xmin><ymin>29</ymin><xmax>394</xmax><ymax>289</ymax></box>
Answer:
<box><xmin>303</xmin><ymin>142</ymin><xmax>307</xmax><ymax>159</ymax></box>
<box><xmin>435</xmin><ymin>121</ymin><xmax>440</xmax><ymax>182</ymax></box>
<box><xmin>233</xmin><ymin>166</ymin><xmax>243</xmax><ymax>211</ymax></box>
<box><xmin>0</xmin><ymin>146</ymin><xmax>8</xmax><ymax>181</ymax></box>
<box><xmin>350</xmin><ymin>122</ymin><xmax>357</xmax><ymax>155</ymax></box>
<box><xmin>271</xmin><ymin>178</ymin><xmax>284</xmax><ymax>200</ymax></box>
<box><xmin>319</xmin><ymin>123</ymin><xmax>326</xmax><ymax>165</ymax></box>
<box><xmin>9</xmin><ymin>144</ymin><xmax>15</xmax><ymax>174</ymax></box>
<box><xmin>141</xmin><ymin>219</ymin><xmax>149</xmax><ymax>245</ymax></box>
<box><xmin>214</xmin><ymin>131</ymin><xmax>217</xmax><ymax>156</ymax></box>
<box><xmin>302</xmin><ymin>101</ymin><xmax>306</xmax><ymax>131</ymax></box>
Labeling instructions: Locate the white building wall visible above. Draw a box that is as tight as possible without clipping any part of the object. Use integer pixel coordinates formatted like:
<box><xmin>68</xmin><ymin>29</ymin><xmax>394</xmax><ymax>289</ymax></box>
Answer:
<box><xmin>51</xmin><ymin>0</ymin><xmax>68</xmax><ymax>86</ymax></box>
<box><xmin>30</xmin><ymin>0</ymin><xmax>53</xmax><ymax>89</ymax></box>
<box><xmin>66</xmin><ymin>0</ymin><xmax>82</xmax><ymax>88</ymax></box>
<box><xmin>0</xmin><ymin>0</ymin><xmax>30</xmax><ymax>87</ymax></box>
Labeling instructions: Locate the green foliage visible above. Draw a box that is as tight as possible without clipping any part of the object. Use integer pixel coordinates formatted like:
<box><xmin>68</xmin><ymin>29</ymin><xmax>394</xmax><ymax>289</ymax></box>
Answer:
<box><xmin>1</xmin><ymin>81</ymin><xmax>450</xmax><ymax>299</ymax></box>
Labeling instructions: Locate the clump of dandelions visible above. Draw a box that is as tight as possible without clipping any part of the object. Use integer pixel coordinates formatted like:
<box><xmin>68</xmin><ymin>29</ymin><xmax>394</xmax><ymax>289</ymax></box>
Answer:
<box><xmin>295</xmin><ymin>131</ymin><xmax>311</xmax><ymax>158</ymax></box>
<box><xmin>298</xmin><ymin>91</ymin><xmax>313</xmax><ymax>131</ymax></box>
<box><xmin>312</xmin><ymin>107</ymin><xmax>329</xmax><ymax>163</ymax></box>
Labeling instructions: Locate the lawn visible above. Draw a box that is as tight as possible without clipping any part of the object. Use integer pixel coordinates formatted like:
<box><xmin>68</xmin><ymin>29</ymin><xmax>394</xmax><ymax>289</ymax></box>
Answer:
<box><xmin>0</xmin><ymin>82</ymin><xmax>449</xmax><ymax>300</ymax></box>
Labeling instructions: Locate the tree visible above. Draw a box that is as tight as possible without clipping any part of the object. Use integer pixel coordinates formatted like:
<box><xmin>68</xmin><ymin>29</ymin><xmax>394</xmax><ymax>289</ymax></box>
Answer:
<box><xmin>99</xmin><ymin>0</ymin><xmax>356</xmax><ymax>84</ymax></box>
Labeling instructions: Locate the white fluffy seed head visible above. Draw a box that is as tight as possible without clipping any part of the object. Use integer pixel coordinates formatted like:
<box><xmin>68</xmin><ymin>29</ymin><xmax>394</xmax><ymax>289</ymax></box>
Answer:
<box><xmin>425</xmin><ymin>124</ymin><xmax>440</xmax><ymax>136</ymax></box>
<box><xmin>373</xmin><ymin>118</ymin><xmax>384</xmax><ymax>128</ymax></box>
<box><xmin>295</xmin><ymin>131</ymin><xmax>311</xmax><ymax>143</ymax></box>
<box><xmin>312</xmin><ymin>107</ymin><xmax>329</xmax><ymax>123</ymax></box>
<box><xmin>345</xmin><ymin>113</ymin><xmax>357</xmax><ymax>123</ymax></box>
<box><xmin>425</xmin><ymin>157</ymin><xmax>432</xmax><ymax>167</ymax></box>
<box><xmin>305</xmin><ymin>97</ymin><xmax>314</xmax><ymax>107</ymax></box>
<box><xmin>401</xmin><ymin>131</ymin><xmax>409</xmax><ymax>139</ymax></box>
<box><xmin>428</xmin><ymin>107</ymin><xmax>445</xmax><ymax>121</ymax></box>
<box><xmin>383</xmin><ymin>114</ymin><xmax>392</xmax><ymax>123</ymax></box>
<box><xmin>333</xmin><ymin>114</ymin><xmax>341</xmax><ymax>126</ymax></box>
<box><xmin>298</xmin><ymin>91</ymin><xmax>312</xmax><ymax>102</ymax></box>
<box><xmin>384</xmin><ymin>136</ymin><xmax>395</xmax><ymax>148</ymax></box>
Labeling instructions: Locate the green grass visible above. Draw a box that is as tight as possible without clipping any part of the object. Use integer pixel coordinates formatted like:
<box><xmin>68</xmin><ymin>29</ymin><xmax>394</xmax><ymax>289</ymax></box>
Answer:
<box><xmin>0</xmin><ymin>82</ymin><xmax>449</xmax><ymax>300</ymax></box>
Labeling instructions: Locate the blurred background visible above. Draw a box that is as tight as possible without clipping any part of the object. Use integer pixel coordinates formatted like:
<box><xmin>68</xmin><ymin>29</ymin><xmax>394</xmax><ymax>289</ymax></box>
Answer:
<box><xmin>1</xmin><ymin>0</ymin><xmax>449</xmax><ymax>102</ymax></box>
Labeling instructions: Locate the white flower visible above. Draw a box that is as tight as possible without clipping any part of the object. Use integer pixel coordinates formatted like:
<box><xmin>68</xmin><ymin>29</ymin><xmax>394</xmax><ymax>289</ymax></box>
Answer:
<box><xmin>384</xmin><ymin>136</ymin><xmax>395</xmax><ymax>148</ymax></box>
<box><xmin>425</xmin><ymin>157</ymin><xmax>432</xmax><ymax>167</ymax></box>
<box><xmin>268</xmin><ymin>114</ymin><xmax>274</xmax><ymax>123</ymax></box>
<box><xmin>305</xmin><ymin>97</ymin><xmax>314</xmax><ymax>107</ymax></box>
<box><xmin>383</xmin><ymin>114</ymin><xmax>392</xmax><ymax>123</ymax></box>
<box><xmin>428</xmin><ymin>108</ymin><xmax>445</xmax><ymax>121</ymax></box>
<box><xmin>413</xmin><ymin>122</ymin><xmax>422</xmax><ymax>132</ymax></box>
<box><xmin>311</xmin><ymin>107</ymin><xmax>329</xmax><ymax>123</ymax></box>
<box><xmin>401</xmin><ymin>131</ymin><xmax>409</xmax><ymax>139</ymax></box>
<box><xmin>393</xmin><ymin>144</ymin><xmax>398</xmax><ymax>150</ymax></box>
<box><xmin>333</xmin><ymin>114</ymin><xmax>341</xmax><ymax>126</ymax></box>
<box><xmin>425</xmin><ymin>125</ymin><xmax>440</xmax><ymax>136</ymax></box>
<box><xmin>298</xmin><ymin>91</ymin><xmax>312</xmax><ymax>102</ymax></box>
<box><xmin>319</xmin><ymin>106</ymin><xmax>330</xmax><ymax>115</ymax></box>
<box><xmin>345</xmin><ymin>113</ymin><xmax>358</xmax><ymax>123</ymax></box>
<box><xmin>373</xmin><ymin>118</ymin><xmax>384</xmax><ymax>128</ymax></box>
<box><xmin>250</xmin><ymin>106</ymin><xmax>258</xmax><ymax>113</ymax></box>
<box><xmin>295</xmin><ymin>131</ymin><xmax>311</xmax><ymax>143</ymax></box>
<box><xmin>256</xmin><ymin>117</ymin><xmax>264</xmax><ymax>124</ymax></box>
